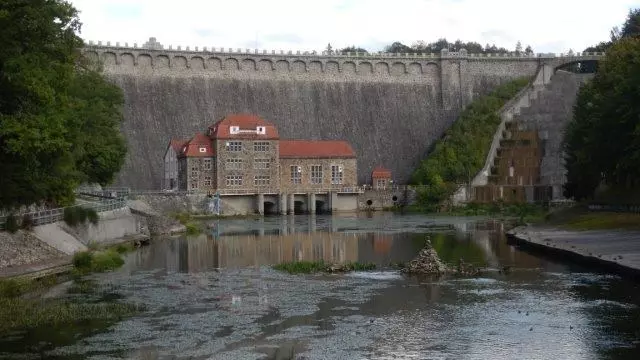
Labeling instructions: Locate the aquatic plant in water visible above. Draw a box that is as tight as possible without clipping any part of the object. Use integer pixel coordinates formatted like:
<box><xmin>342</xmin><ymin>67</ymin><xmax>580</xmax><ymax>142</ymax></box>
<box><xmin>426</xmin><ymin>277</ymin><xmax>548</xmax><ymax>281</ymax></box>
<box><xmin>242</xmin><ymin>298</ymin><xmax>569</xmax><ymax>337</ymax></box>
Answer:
<box><xmin>273</xmin><ymin>261</ymin><xmax>376</xmax><ymax>274</ymax></box>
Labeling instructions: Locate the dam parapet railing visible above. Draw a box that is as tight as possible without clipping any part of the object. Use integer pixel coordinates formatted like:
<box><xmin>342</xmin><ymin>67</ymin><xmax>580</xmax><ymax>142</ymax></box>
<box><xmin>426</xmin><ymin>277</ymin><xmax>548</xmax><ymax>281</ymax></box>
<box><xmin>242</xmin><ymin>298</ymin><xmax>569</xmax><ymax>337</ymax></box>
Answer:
<box><xmin>85</xmin><ymin>40</ymin><xmax>605</xmax><ymax>61</ymax></box>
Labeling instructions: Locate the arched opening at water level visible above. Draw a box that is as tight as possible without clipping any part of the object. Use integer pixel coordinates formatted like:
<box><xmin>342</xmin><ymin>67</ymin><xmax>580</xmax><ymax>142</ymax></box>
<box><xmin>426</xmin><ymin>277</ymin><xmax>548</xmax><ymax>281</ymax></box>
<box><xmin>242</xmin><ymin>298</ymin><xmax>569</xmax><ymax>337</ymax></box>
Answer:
<box><xmin>315</xmin><ymin>200</ymin><xmax>328</xmax><ymax>214</ymax></box>
<box><xmin>263</xmin><ymin>201</ymin><xmax>277</xmax><ymax>216</ymax></box>
<box><xmin>293</xmin><ymin>201</ymin><xmax>306</xmax><ymax>214</ymax></box>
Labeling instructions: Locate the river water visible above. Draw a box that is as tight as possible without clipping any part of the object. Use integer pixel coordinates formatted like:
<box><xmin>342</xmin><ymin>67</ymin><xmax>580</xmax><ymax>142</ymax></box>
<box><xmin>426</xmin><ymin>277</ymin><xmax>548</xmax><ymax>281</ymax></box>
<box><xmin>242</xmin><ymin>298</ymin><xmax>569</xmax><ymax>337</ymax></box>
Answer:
<box><xmin>2</xmin><ymin>213</ymin><xmax>640</xmax><ymax>359</ymax></box>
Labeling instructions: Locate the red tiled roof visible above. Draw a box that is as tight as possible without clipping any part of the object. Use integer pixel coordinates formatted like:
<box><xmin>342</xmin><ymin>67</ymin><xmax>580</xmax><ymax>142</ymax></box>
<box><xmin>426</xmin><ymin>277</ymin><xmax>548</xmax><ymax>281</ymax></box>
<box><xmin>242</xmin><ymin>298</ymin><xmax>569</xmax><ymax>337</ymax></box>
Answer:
<box><xmin>372</xmin><ymin>166</ymin><xmax>392</xmax><ymax>178</ymax></box>
<box><xmin>167</xmin><ymin>139</ymin><xmax>188</xmax><ymax>154</ymax></box>
<box><xmin>208</xmin><ymin>113</ymin><xmax>279</xmax><ymax>140</ymax></box>
<box><xmin>179</xmin><ymin>133</ymin><xmax>215</xmax><ymax>157</ymax></box>
<box><xmin>279</xmin><ymin>140</ymin><xmax>355</xmax><ymax>158</ymax></box>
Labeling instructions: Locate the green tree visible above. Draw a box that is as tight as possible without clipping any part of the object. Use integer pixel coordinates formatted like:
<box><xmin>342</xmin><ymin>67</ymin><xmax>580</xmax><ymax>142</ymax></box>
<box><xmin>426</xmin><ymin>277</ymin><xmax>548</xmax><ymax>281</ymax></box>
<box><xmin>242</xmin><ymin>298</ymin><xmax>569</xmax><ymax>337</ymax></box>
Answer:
<box><xmin>338</xmin><ymin>46</ymin><xmax>368</xmax><ymax>54</ymax></box>
<box><xmin>0</xmin><ymin>0</ymin><xmax>126</xmax><ymax>210</ymax></box>
<box><xmin>585</xmin><ymin>8</ymin><xmax>640</xmax><ymax>52</ymax></box>
<box><xmin>564</xmin><ymin>36</ymin><xmax>640</xmax><ymax>200</ymax></box>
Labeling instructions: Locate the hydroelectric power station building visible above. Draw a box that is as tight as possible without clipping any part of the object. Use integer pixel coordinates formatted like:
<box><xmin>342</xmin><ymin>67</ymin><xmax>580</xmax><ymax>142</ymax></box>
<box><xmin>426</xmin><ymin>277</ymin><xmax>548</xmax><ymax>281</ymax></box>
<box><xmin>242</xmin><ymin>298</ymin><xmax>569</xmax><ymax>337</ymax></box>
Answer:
<box><xmin>163</xmin><ymin>114</ymin><xmax>362</xmax><ymax>214</ymax></box>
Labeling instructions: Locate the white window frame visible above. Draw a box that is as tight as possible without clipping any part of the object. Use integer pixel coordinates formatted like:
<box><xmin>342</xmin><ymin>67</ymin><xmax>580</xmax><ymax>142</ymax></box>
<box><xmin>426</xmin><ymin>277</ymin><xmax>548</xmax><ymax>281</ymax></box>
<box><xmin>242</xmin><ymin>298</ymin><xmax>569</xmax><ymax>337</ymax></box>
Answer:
<box><xmin>254</xmin><ymin>175</ymin><xmax>270</xmax><ymax>186</ymax></box>
<box><xmin>203</xmin><ymin>158</ymin><xmax>212</xmax><ymax>170</ymax></box>
<box><xmin>225</xmin><ymin>158</ymin><xmax>243</xmax><ymax>170</ymax></box>
<box><xmin>254</xmin><ymin>158</ymin><xmax>270</xmax><ymax>169</ymax></box>
<box><xmin>291</xmin><ymin>165</ymin><xmax>302</xmax><ymax>184</ymax></box>
<box><xmin>227</xmin><ymin>141</ymin><xmax>242</xmax><ymax>152</ymax></box>
<box><xmin>204</xmin><ymin>176</ymin><xmax>212</xmax><ymax>186</ymax></box>
<box><xmin>310</xmin><ymin>165</ymin><xmax>323</xmax><ymax>185</ymax></box>
<box><xmin>331</xmin><ymin>165</ymin><xmax>343</xmax><ymax>185</ymax></box>
<box><xmin>230</xmin><ymin>126</ymin><xmax>240</xmax><ymax>134</ymax></box>
<box><xmin>199</xmin><ymin>147</ymin><xmax>207</xmax><ymax>153</ymax></box>
<box><xmin>225</xmin><ymin>175</ymin><xmax>243</xmax><ymax>186</ymax></box>
<box><xmin>254</xmin><ymin>141</ymin><xmax>270</xmax><ymax>152</ymax></box>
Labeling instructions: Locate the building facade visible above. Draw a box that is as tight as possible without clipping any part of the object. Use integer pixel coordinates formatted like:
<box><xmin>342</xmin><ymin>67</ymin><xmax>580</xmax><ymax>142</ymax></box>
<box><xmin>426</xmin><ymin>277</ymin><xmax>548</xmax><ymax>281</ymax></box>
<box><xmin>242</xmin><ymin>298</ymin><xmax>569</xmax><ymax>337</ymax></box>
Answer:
<box><xmin>168</xmin><ymin>114</ymin><xmax>358</xmax><ymax>196</ymax></box>
<box><xmin>163</xmin><ymin>139</ymin><xmax>186</xmax><ymax>189</ymax></box>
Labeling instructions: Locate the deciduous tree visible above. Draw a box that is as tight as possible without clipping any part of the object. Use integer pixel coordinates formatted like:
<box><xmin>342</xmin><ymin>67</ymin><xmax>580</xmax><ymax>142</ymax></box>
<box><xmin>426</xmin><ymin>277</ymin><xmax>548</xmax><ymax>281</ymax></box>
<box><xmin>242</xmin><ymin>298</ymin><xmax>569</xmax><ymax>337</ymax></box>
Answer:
<box><xmin>0</xmin><ymin>0</ymin><xmax>126</xmax><ymax>210</ymax></box>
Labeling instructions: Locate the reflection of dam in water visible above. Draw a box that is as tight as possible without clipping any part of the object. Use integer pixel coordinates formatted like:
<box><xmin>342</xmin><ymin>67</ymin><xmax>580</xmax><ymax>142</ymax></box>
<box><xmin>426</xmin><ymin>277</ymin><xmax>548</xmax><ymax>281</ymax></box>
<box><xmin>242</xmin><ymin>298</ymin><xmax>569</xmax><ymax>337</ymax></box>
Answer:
<box><xmin>127</xmin><ymin>216</ymin><xmax>557</xmax><ymax>274</ymax></box>
<box><xmin>132</xmin><ymin>231</ymin><xmax>424</xmax><ymax>273</ymax></box>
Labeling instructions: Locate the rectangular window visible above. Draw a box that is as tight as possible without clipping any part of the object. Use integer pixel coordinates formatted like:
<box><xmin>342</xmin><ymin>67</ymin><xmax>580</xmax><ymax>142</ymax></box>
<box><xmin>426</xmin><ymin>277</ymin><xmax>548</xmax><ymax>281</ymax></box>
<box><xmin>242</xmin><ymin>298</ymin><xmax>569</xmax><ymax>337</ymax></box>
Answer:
<box><xmin>254</xmin><ymin>175</ymin><xmax>270</xmax><ymax>186</ymax></box>
<box><xmin>191</xmin><ymin>181</ymin><xmax>198</xmax><ymax>189</ymax></box>
<box><xmin>203</xmin><ymin>159</ymin><xmax>212</xmax><ymax>170</ymax></box>
<box><xmin>225</xmin><ymin>158</ymin><xmax>243</xmax><ymax>170</ymax></box>
<box><xmin>290</xmin><ymin>165</ymin><xmax>302</xmax><ymax>184</ymax></box>
<box><xmin>204</xmin><ymin>176</ymin><xmax>212</xmax><ymax>186</ymax></box>
<box><xmin>254</xmin><ymin>141</ymin><xmax>270</xmax><ymax>152</ymax></box>
<box><xmin>311</xmin><ymin>165</ymin><xmax>323</xmax><ymax>184</ymax></box>
<box><xmin>191</xmin><ymin>163</ymin><xmax>199</xmax><ymax>171</ymax></box>
<box><xmin>376</xmin><ymin>179</ymin><xmax>386</xmax><ymax>189</ymax></box>
<box><xmin>227</xmin><ymin>141</ymin><xmax>242</xmax><ymax>152</ymax></box>
<box><xmin>190</xmin><ymin>170</ymin><xmax>198</xmax><ymax>179</ymax></box>
<box><xmin>254</xmin><ymin>158</ymin><xmax>270</xmax><ymax>169</ymax></box>
<box><xmin>225</xmin><ymin>175</ymin><xmax>243</xmax><ymax>186</ymax></box>
<box><xmin>331</xmin><ymin>165</ymin><xmax>343</xmax><ymax>185</ymax></box>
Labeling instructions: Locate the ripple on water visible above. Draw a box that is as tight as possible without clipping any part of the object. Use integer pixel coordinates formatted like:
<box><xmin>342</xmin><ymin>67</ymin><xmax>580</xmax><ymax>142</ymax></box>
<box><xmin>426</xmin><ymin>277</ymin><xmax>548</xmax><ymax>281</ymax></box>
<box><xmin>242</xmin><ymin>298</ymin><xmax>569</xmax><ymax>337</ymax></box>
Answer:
<box><xmin>345</xmin><ymin>271</ymin><xmax>404</xmax><ymax>281</ymax></box>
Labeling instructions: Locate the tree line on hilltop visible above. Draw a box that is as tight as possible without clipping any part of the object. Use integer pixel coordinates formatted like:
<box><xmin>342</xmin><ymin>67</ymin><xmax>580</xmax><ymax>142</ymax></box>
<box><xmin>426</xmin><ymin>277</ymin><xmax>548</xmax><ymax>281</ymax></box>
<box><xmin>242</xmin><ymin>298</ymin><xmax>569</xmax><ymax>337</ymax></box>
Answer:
<box><xmin>563</xmin><ymin>8</ymin><xmax>640</xmax><ymax>204</ymax></box>
<box><xmin>0</xmin><ymin>0</ymin><xmax>126</xmax><ymax>210</ymax></box>
<box><xmin>332</xmin><ymin>39</ymin><xmax>534</xmax><ymax>55</ymax></box>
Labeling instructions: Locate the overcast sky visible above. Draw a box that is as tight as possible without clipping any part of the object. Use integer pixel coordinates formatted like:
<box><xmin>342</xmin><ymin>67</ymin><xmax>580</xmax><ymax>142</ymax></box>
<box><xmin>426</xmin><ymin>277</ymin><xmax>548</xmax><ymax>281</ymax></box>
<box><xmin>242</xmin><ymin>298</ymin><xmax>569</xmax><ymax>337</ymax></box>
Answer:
<box><xmin>69</xmin><ymin>0</ymin><xmax>639</xmax><ymax>54</ymax></box>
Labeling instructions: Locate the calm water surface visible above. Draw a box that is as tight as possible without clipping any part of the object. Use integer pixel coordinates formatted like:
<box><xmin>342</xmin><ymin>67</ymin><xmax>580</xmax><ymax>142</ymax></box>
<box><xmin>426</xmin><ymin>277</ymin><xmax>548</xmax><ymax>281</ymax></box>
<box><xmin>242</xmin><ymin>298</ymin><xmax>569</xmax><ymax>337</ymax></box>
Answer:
<box><xmin>2</xmin><ymin>213</ymin><xmax>640</xmax><ymax>360</ymax></box>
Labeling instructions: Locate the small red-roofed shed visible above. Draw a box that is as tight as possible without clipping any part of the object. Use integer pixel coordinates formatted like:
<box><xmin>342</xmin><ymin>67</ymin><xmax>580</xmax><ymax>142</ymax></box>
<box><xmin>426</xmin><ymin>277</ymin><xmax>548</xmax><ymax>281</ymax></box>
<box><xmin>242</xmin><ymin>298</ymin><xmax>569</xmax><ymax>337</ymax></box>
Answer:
<box><xmin>372</xmin><ymin>166</ymin><xmax>392</xmax><ymax>189</ymax></box>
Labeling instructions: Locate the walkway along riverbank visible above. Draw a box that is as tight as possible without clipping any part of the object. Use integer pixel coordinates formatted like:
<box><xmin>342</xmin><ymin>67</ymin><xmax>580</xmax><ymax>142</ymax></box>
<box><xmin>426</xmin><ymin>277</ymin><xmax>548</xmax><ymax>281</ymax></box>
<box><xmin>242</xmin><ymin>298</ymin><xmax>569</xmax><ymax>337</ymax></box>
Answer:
<box><xmin>506</xmin><ymin>226</ymin><xmax>640</xmax><ymax>281</ymax></box>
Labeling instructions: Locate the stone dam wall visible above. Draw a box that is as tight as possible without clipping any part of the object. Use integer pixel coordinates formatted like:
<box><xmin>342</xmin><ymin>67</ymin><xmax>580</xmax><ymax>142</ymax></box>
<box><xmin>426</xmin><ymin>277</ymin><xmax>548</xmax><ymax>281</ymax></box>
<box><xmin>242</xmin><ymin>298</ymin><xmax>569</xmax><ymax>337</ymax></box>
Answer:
<box><xmin>83</xmin><ymin>46</ymin><xmax>599</xmax><ymax>189</ymax></box>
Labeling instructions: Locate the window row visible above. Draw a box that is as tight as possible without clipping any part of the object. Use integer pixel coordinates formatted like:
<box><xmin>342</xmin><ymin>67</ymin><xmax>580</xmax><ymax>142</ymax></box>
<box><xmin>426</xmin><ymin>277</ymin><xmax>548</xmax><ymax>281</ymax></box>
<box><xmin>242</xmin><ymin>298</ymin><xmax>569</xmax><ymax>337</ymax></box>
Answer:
<box><xmin>289</xmin><ymin>165</ymin><xmax>344</xmax><ymax>185</ymax></box>
<box><xmin>189</xmin><ymin>176</ymin><xmax>212</xmax><ymax>189</ymax></box>
<box><xmin>225</xmin><ymin>158</ymin><xmax>272</xmax><ymax>170</ymax></box>
<box><xmin>225</xmin><ymin>175</ymin><xmax>272</xmax><ymax>186</ymax></box>
<box><xmin>224</xmin><ymin>141</ymin><xmax>271</xmax><ymax>152</ymax></box>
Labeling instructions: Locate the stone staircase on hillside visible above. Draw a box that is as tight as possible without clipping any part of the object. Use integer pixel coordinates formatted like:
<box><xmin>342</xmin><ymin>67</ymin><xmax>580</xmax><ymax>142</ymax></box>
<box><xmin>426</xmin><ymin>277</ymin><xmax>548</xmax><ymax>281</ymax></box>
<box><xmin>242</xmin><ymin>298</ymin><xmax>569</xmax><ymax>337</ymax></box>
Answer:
<box><xmin>471</xmin><ymin>69</ymin><xmax>594</xmax><ymax>203</ymax></box>
<box><xmin>509</xmin><ymin>70</ymin><xmax>594</xmax><ymax>199</ymax></box>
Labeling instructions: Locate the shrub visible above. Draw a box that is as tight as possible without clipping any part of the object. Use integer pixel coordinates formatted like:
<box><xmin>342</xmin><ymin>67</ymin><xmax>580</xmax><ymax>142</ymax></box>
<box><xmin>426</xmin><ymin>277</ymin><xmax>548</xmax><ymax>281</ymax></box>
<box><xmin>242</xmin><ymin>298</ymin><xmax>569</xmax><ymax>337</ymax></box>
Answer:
<box><xmin>21</xmin><ymin>214</ymin><xmax>34</xmax><ymax>230</ymax></box>
<box><xmin>4</xmin><ymin>214</ymin><xmax>19</xmax><ymax>233</ymax></box>
<box><xmin>72</xmin><ymin>251</ymin><xmax>94</xmax><ymax>271</ymax></box>
<box><xmin>91</xmin><ymin>250</ymin><xmax>124</xmax><ymax>272</ymax></box>
<box><xmin>86</xmin><ymin>208</ymin><xmax>99</xmax><ymax>225</ymax></box>
<box><xmin>64</xmin><ymin>206</ymin><xmax>98</xmax><ymax>227</ymax></box>
<box><xmin>185</xmin><ymin>221</ymin><xmax>201</xmax><ymax>235</ymax></box>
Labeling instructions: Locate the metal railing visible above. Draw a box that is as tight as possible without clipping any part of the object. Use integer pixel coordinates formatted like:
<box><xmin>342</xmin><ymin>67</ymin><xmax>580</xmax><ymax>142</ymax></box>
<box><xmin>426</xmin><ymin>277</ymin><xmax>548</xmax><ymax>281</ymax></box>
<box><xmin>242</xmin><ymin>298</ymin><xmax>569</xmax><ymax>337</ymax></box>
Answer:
<box><xmin>0</xmin><ymin>198</ymin><xmax>127</xmax><ymax>230</ymax></box>
<box><xmin>106</xmin><ymin>186</ymin><xmax>368</xmax><ymax>196</ymax></box>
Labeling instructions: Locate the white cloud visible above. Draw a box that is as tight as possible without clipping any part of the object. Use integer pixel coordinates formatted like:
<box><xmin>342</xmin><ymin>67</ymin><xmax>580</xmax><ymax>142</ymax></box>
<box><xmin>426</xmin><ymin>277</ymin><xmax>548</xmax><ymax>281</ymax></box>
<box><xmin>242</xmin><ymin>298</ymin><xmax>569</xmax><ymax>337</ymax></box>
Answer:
<box><xmin>70</xmin><ymin>0</ymin><xmax>640</xmax><ymax>53</ymax></box>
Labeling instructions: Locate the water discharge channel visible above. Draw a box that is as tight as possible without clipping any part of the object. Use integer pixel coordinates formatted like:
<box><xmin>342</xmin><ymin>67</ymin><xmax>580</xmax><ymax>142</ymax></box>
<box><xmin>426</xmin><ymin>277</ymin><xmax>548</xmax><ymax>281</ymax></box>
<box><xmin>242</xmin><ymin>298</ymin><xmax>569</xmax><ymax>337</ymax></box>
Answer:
<box><xmin>2</xmin><ymin>213</ymin><xmax>640</xmax><ymax>359</ymax></box>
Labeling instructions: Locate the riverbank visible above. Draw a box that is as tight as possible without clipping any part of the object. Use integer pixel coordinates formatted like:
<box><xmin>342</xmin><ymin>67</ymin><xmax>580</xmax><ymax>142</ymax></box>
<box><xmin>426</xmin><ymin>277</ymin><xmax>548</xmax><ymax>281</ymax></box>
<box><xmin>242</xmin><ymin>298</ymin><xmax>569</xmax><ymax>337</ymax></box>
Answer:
<box><xmin>506</xmin><ymin>225</ymin><xmax>640</xmax><ymax>280</ymax></box>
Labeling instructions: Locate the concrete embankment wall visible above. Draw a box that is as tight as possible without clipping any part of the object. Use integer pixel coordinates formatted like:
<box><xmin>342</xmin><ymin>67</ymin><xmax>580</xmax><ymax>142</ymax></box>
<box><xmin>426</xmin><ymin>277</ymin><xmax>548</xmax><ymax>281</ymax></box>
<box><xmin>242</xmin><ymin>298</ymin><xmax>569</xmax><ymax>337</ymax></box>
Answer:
<box><xmin>0</xmin><ymin>207</ymin><xmax>147</xmax><ymax>277</ymax></box>
<box><xmin>506</xmin><ymin>226</ymin><xmax>640</xmax><ymax>280</ymax></box>
<box><xmin>86</xmin><ymin>46</ymin><xmax>545</xmax><ymax>188</ymax></box>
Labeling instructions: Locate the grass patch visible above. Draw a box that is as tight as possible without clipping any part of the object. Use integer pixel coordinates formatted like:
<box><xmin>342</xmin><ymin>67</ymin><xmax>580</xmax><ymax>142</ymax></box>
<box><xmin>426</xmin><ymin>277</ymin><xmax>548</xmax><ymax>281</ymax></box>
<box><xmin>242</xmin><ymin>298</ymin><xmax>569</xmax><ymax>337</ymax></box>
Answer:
<box><xmin>273</xmin><ymin>261</ymin><xmax>376</xmax><ymax>274</ymax></box>
<box><xmin>0</xmin><ymin>297</ymin><xmax>144</xmax><ymax>335</ymax></box>
<box><xmin>558</xmin><ymin>212</ymin><xmax>640</xmax><ymax>230</ymax></box>
<box><xmin>72</xmin><ymin>249</ymin><xmax>125</xmax><ymax>275</ymax></box>
<box><xmin>185</xmin><ymin>221</ymin><xmax>201</xmax><ymax>235</ymax></box>
<box><xmin>401</xmin><ymin>201</ymin><xmax>547</xmax><ymax>223</ymax></box>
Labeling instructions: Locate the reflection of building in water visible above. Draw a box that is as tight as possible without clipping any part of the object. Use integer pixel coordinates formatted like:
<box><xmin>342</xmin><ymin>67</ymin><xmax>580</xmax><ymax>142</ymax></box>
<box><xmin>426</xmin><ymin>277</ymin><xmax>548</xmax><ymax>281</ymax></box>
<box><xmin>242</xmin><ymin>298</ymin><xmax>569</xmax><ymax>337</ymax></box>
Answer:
<box><xmin>213</xmin><ymin>232</ymin><xmax>359</xmax><ymax>268</ymax></box>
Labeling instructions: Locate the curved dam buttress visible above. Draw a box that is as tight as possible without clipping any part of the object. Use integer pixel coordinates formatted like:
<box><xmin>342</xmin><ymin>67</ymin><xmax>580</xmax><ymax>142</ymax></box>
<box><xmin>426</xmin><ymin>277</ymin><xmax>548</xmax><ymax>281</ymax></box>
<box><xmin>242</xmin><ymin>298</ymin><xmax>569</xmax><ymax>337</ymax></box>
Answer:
<box><xmin>85</xmin><ymin>46</ymin><xmax>544</xmax><ymax>189</ymax></box>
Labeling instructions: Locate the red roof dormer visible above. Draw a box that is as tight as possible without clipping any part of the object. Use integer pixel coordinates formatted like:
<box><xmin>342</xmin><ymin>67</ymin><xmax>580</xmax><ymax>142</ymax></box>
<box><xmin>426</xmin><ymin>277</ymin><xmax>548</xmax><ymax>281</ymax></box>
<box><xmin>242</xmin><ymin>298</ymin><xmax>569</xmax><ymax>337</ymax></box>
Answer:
<box><xmin>208</xmin><ymin>113</ymin><xmax>279</xmax><ymax>140</ymax></box>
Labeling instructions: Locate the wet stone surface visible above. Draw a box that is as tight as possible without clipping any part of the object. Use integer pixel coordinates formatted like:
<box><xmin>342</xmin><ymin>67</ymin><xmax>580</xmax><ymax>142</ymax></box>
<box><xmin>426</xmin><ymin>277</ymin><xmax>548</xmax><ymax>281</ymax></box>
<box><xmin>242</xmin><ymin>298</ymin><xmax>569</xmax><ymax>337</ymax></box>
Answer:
<box><xmin>2</xmin><ymin>213</ymin><xmax>640</xmax><ymax>359</ymax></box>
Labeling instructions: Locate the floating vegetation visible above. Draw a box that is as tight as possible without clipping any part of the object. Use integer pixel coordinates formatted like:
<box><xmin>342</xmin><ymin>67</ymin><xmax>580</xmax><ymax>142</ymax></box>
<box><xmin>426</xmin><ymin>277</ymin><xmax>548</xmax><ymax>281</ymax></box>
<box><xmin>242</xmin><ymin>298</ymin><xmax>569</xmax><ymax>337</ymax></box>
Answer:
<box><xmin>273</xmin><ymin>261</ymin><xmax>376</xmax><ymax>274</ymax></box>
